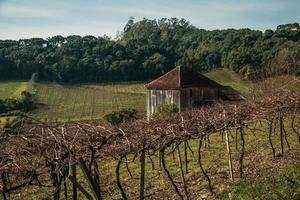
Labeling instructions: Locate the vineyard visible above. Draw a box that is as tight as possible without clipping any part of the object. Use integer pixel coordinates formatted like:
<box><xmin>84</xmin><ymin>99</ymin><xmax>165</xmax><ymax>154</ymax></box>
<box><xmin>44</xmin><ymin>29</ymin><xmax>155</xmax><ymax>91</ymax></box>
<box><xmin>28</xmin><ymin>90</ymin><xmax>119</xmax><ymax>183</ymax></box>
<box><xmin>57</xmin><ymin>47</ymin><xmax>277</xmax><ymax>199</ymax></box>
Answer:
<box><xmin>32</xmin><ymin>82</ymin><xmax>146</xmax><ymax>122</ymax></box>
<box><xmin>1</xmin><ymin>90</ymin><xmax>300</xmax><ymax>199</ymax></box>
<box><xmin>31</xmin><ymin>69</ymin><xmax>248</xmax><ymax>122</ymax></box>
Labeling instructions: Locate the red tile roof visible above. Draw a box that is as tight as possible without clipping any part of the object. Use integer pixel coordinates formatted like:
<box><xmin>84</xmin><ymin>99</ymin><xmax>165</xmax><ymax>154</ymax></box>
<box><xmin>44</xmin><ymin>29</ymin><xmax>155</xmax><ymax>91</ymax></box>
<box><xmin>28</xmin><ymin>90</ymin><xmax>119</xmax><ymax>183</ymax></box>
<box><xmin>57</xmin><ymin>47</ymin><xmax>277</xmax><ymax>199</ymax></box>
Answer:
<box><xmin>145</xmin><ymin>66</ymin><xmax>222</xmax><ymax>89</ymax></box>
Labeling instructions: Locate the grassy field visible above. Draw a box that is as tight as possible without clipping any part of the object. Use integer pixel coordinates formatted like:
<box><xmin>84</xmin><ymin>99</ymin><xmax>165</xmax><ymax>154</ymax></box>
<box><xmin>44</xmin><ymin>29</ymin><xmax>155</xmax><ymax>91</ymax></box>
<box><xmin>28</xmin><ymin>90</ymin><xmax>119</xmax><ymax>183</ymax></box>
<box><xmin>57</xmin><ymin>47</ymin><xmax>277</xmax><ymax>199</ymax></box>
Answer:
<box><xmin>2</xmin><ymin>70</ymin><xmax>298</xmax><ymax>124</ymax></box>
<box><xmin>0</xmin><ymin>81</ymin><xmax>29</xmax><ymax>99</ymax></box>
<box><xmin>32</xmin><ymin>82</ymin><xmax>147</xmax><ymax>122</ymax></box>
<box><xmin>0</xmin><ymin>81</ymin><xmax>31</xmax><ymax>128</ymax></box>
<box><xmin>31</xmin><ymin>69</ymin><xmax>249</xmax><ymax>122</ymax></box>
<box><xmin>204</xmin><ymin>69</ymin><xmax>249</xmax><ymax>93</ymax></box>
<box><xmin>0</xmin><ymin>69</ymin><xmax>248</xmax><ymax>123</ymax></box>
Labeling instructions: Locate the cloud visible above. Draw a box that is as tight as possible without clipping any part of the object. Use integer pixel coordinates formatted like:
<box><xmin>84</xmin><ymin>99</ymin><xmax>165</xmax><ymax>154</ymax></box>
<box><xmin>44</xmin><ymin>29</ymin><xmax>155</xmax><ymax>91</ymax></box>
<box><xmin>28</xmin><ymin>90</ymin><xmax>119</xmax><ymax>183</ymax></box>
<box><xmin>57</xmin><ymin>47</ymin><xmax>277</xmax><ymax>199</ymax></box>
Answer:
<box><xmin>0</xmin><ymin>23</ymin><xmax>118</xmax><ymax>40</ymax></box>
<box><xmin>102</xmin><ymin>7</ymin><xmax>174</xmax><ymax>18</ymax></box>
<box><xmin>0</xmin><ymin>2</ymin><xmax>60</xmax><ymax>18</ymax></box>
<box><xmin>0</xmin><ymin>0</ymin><xmax>299</xmax><ymax>39</ymax></box>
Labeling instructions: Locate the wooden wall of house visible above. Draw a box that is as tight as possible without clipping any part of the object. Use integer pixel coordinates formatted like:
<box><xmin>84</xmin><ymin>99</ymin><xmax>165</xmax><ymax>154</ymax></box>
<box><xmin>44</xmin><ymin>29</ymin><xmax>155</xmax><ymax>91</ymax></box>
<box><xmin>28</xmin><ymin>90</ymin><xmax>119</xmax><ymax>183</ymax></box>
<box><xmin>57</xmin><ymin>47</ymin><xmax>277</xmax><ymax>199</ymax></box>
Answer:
<box><xmin>147</xmin><ymin>89</ymin><xmax>180</xmax><ymax>117</ymax></box>
<box><xmin>147</xmin><ymin>87</ymin><xmax>220</xmax><ymax>117</ymax></box>
<box><xmin>180</xmin><ymin>87</ymin><xmax>219</xmax><ymax>109</ymax></box>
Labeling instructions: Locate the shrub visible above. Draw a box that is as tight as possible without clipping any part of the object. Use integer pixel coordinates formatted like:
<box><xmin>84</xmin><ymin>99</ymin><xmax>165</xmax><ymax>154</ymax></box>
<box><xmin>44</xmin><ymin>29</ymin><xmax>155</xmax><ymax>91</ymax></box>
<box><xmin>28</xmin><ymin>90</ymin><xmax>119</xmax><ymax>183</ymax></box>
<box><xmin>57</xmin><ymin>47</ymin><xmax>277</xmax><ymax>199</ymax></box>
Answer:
<box><xmin>152</xmin><ymin>103</ymin><xmax>179</xmax><ymax>118</ymax></box>
<box><xmin>104</xmin><ymin>108</ymin><xmax>138</xmax><ymax>126</ymax></box>
<box><xmin>239</xmin><ymin>65</ymin><xmax>258</xmax><ymax>80</ymax></box>
<box><xmin>20</xmin><ymin>91</ymin><xmax>35</xmax><ymax>112</ymax></box>
<box><xmin>0</xmin><ymin>91</ymin><xmax>35</xmax><ymax>114</ymax></box>
<box><xmin>0</xmin><ymin>98</ymin><xmax>22</xmax><ymax>114</ymax></box>
<box><xmin>155</xmin><ymin>103</ymin><xmax>178</xmax><ymax>115</ymax></box>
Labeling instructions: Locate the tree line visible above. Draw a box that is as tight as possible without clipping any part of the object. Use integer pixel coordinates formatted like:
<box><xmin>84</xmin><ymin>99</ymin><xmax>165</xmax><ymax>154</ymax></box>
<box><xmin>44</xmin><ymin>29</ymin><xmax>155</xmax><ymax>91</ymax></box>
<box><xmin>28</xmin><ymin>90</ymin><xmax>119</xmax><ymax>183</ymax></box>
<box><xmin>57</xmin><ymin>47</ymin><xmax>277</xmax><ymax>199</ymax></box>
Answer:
<box><xmin>0</xmin><ymin>18</ymin><xmax>299</xmax><ymax>82</ymax></box>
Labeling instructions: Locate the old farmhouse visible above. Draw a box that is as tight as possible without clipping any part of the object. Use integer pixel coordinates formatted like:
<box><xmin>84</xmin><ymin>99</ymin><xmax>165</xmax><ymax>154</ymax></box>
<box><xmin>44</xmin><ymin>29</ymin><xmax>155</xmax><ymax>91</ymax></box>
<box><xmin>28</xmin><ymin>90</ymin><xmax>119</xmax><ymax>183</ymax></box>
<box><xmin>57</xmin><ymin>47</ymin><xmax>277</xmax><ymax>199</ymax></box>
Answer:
<box><xmin>145</xmin><ymin>66</ymin><xmax>245</xmax><ymax>117</ymax></box>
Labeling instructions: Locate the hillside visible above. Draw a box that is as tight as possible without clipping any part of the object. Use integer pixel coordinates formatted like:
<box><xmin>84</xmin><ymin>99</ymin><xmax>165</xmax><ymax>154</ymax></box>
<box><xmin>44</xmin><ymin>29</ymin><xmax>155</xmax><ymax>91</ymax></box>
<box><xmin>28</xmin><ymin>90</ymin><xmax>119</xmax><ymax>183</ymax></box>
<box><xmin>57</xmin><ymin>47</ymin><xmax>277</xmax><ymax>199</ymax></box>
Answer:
<box><xmin>29</xmin><ymin>69</ymin><xmax>248</xmax><ymax>122</ymax></box>
<box><xmin>31</xmin><ymin>82</ymin><xmax>147</xmax><ymax>122</ymax></box>
<box><xmin>204</xmin><ymin>69</ymin><xmax>249</xmax><ymax>94</ymax></box>
<box><xmin>2</xmin><ymin>69</ymin><xmax>299</xmax><ymax>124</ymax></box>
<box><xmin>1</xmin><ymin>72</ymin><xmax>300</xmax><ymax>199</ymax></box>
<box><xmin>2</xmin><ymin>69</ymin><xmax>245</xmax><ymax>125</ymax></box>
<box><xmin>0</xmin><ymin>20</ymin><xmax>299</xmax><ymax>83</ymax></box>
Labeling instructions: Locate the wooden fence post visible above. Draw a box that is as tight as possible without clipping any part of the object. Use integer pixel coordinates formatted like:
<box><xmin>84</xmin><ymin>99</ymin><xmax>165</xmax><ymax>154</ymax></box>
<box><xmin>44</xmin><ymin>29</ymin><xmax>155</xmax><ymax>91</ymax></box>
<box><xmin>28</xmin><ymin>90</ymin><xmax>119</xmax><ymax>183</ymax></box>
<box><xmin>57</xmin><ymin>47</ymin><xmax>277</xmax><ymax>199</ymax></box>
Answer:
<box><xmin>139</xmin><ymin>149</ymin><xmax>146</xmax><ymax>200</ymax></box>
<box><xmin>279</xmin><ymin>111</ymin><xmax>284</xmax><ymax>155</ymax></box>
<box><xmin>239</xmin><ymin>128</ymin><xmax>245</xmax><ymax>178</ymax></box>
<box><xmin>184</xmin><ymin>141</ymin><xmax>189</xmax><ymax>174</ymax></box>
<box><xmin>268</xmin><ymin>120</ymin><xmax>276</xmax><ymax>158</ymax></box>
<box><xmin>223</xmin><ymin>110</ymin><xmax>234</xmax><ymax>182</ymax></box>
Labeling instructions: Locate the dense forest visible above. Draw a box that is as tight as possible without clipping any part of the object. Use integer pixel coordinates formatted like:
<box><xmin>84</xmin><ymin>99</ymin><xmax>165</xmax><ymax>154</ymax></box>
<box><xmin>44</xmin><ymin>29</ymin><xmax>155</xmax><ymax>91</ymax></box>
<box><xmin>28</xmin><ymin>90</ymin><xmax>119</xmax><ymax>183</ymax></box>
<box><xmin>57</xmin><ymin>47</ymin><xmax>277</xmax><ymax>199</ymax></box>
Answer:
<box><xmin>0</xmin><ymin>18</ymin><xmax>300</xmax><ymax>82</ymax></box>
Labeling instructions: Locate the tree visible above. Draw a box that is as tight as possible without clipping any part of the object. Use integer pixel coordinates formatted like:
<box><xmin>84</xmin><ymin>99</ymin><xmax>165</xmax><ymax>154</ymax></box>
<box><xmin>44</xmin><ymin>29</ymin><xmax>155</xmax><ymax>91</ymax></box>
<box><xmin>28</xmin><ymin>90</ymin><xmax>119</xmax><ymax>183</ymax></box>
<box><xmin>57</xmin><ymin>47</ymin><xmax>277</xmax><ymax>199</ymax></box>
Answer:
<box><xmin>0</xmin><ymin>20</ymin><xmax>299</xmax><ymax>82</ymax></box>
<box><xmin>104</xmin><ymin>108</ymin><xmax>138</xmax><ymax>126</ymax></box>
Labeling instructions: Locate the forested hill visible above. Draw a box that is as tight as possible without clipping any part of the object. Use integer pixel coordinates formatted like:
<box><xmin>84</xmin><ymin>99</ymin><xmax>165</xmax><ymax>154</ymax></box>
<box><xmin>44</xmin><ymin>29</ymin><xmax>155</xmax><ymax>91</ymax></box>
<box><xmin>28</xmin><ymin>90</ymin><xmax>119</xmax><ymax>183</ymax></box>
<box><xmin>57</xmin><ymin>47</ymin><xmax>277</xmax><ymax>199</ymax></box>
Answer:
<box><xmin>0</xmin><ymin>18</ymin><xmax>300</xmax><ymax>82</ymax></box>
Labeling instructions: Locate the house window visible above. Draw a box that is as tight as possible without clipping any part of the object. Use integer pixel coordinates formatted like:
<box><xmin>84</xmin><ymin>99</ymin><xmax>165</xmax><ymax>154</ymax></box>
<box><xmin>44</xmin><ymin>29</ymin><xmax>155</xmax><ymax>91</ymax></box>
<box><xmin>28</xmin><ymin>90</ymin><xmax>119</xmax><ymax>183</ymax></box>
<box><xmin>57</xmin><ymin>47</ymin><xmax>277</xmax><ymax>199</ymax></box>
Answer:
<box><xmin>190</xmin><ymin>89</ymin><xmax>193</xmax><ymax>98</ymax></box>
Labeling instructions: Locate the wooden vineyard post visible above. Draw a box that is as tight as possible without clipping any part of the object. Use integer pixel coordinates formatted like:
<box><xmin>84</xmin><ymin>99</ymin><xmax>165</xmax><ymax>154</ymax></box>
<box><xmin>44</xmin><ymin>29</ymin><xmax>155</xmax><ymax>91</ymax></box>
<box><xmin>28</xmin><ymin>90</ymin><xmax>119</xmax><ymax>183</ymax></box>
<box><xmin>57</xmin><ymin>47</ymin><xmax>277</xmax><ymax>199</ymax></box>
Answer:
<box><xmin>269</xmin><ymin>120</ymin><xmax>276</xmax><ymax>158</ymax></box>
<box><xmin>223</xmin><ymin>110</ymin><xmax>234</xmax><ymax>182</ymax></box>
<box><xmin>181</xmin><ymin>116</ymin><xmax>189</xmax><ymax>174</ymax></box>
<box><xmin>238</xmin><ymin>128</ymin><xmax>245</xmax><ymax>178</ymax></box>
<box><xmin>279</xmin><ymin>111</ymin><xmax>284</xmax><ymax>155</ymax></box>
<box><xmin>184</xmin><ymin>141</ymin><xmax>189</xmax><ymax>174</ymax></box>
<box><xmin>139</xmin><ymin>149</ymin><xmax>146</xmax><ymax>200</ymax></box>
<box><xmin>71</xmin><ymin>163</ymin><xmax>77</xmax><ymax>200</ymax></box>
<box><xmin>234</xmin><ymin>105</ymin><xmax>238</xmax><ymax>150</ymax></box>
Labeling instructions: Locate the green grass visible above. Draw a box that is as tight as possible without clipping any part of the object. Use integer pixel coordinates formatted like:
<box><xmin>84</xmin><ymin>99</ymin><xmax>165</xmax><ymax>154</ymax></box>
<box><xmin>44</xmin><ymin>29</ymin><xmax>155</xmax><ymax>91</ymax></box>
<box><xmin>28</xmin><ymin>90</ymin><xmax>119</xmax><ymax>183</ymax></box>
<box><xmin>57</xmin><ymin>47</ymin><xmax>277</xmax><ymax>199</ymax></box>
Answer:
<box><xmin>32</xmin><ymin>70</ymin><xmax>249</xmax><ymax>122</ymax></box>
<box><xmin>32</xmin><ymin>82</ymin><xmax>147</xmax><ymax>122</ymax></box>
<box><xmin>204</xmin><ymin>69</ymin><xmax>249</xmax><ymax>93</ymax></box>
<box><xmin>217</xmin><ymin>167</ymin><xmax>300</xmax><ymax>200</ymax></box>
<box><xmin>0</xmin><ymin>81</ymin><xmax>28</xmax><ymax>99</ymax></box>
<box><xmin>0</xmin><ymin>81</ymin><xmax>33</xmax><ymax>128</ymax></box>
<box><xmin>2</xmin><ymin>73</ymin><xmax>241</xmax><ymax>124</ymax></box>
<box><xmin>101</xmin><ymin>82</ymin><xmax>147</xmax><ymax>94</ymax></box>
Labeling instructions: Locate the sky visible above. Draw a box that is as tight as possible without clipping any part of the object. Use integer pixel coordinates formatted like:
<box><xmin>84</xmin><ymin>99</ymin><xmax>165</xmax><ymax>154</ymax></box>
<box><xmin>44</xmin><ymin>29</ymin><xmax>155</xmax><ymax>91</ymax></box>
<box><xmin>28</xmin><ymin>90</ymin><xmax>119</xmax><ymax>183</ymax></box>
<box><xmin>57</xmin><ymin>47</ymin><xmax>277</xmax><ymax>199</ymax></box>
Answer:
<box><xmin>0</xmin><ymin>0</ymin><xmax>299</xmax><ymax>40</ymax></box>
